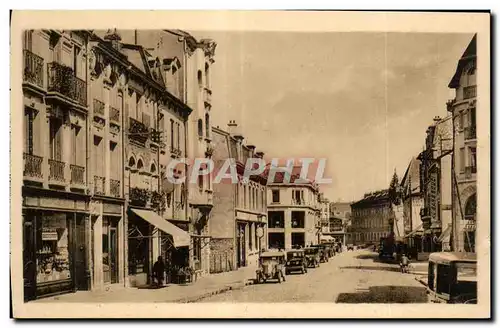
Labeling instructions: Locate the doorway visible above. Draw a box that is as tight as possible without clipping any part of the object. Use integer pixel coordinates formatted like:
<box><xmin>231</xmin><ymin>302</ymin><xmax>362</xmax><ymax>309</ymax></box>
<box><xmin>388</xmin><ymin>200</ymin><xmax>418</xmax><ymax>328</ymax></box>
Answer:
<box><xmin>23</xmin><ymin>214</ymin><xmax>36</xmax><ymax>301</ymax></box>
<box><xmin>103</xmin><ymin>217</ymin><xmax>119</xmax><ymax>284</ymax></box>
<box><xmin>74</xmin><ymin>214</ymin><xmax>89</xmax><ymax>290</ymax></box>
<box><xmin>236</xmin><ymin>223</ymin><xmax>246</xmax><ymax>268</ymax></box>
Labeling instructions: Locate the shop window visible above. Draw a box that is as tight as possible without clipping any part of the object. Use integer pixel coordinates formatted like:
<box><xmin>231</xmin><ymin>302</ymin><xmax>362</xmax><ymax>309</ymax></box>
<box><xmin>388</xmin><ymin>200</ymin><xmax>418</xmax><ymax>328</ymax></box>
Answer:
<box><xmin>291</xmin><ymin>211</ymin><xmax>305</xmax><ymax>228</ymax></box>
<box><xmin>291</xmin><ymin>232</ymin><xmax>305</xmax><ymax>248</ymax></box>
<box><xmin>269</xmin><ymin>211</ymin><xmax>285</xmax><ymax>228</ymax></box>
<box><xmin>268</xmin><ymin>232</ymin><xmax>285</xmax><ymax>250</ymax></box>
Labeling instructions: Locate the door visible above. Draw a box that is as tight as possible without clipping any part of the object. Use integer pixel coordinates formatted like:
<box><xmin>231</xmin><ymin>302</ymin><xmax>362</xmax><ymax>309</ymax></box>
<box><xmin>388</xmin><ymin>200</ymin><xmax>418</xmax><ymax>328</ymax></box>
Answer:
<box><xmin>23</xmin><ymin>215</ymin><xmax>36</xmax><ymax>301</ymax></box>
<box><xmin>109</xmin><ymin>226</ymin><xmax>118</xmax><ymax>283</ymax></box>
<box><xmin>74</xmin><ymin>215</ymin><xmax>89</xmax><ymax>290</ymax></box>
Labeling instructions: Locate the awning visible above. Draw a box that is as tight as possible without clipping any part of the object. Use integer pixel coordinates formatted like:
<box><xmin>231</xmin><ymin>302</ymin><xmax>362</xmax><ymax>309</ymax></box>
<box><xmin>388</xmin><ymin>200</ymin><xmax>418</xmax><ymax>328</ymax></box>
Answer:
<box><xmin>404</xmin><ymin>224</ymin><xmax>424</xmax><ymax>238</ymax></box>
<box><xmin>437</xmin><ymin>224</ymin><xmax>452</xmax><ymax>243</ymax></box>
<box><xmin>320</xmin><ymin>235</ymin><xmax>334</xmax><ymax>241</ymax></box>
<box><xmin>131</xmin><ymin>209</ymin><xmax>190</xmax><ymax>248</ymax></box>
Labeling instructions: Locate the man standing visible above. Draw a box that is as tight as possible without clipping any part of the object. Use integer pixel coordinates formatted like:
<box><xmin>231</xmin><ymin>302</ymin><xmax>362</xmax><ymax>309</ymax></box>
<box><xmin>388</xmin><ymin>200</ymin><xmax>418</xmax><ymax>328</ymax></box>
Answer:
<box><xmin>152</xmin><ymin>256</ymin><xmax>165</xmax><ymax>287</ymax></box>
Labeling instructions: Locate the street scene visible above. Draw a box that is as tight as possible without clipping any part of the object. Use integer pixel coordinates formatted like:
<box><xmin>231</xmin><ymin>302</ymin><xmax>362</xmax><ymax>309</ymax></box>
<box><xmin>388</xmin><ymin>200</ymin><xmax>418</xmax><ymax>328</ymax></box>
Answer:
<box><xmin>15</xmin><ymin>18</ymin><xmax>483</xmax><ymax>313</ymax></box>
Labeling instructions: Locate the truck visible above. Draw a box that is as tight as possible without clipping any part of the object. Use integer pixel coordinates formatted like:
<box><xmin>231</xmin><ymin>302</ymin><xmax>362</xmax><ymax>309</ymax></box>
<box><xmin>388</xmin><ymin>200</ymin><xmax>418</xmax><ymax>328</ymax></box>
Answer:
<box><xmin>378</xmin><ymin>235</ymin><xmax>395</xmax><ymax>259</ymax></box>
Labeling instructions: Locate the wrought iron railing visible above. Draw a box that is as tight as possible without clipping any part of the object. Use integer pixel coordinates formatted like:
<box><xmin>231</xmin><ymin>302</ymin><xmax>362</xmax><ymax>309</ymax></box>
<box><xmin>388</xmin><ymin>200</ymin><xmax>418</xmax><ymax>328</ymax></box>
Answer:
<box><xmin>47</xmin><ymin>62</ymin><xmax>87</xmax><ymax>106</ymax></box>
<box><xmin>23</xmin><ymin>153</ymin><xmax>43</xmax><ymax>179</ymax></box>
<box><xmin>23</xmin><ymin>50</ymin><xmax>44</xmax><ymax>88</ymax></box>
<box><xmin>48</xmin><ymin>159</ymin><xmax>66</xmax><ymax>182</ymax></box>
<box><xmin>464</xmin><ymin>126</ymin><xmax>476</xmax><ymax>140</ymax></box>
<box><xmin>94</xmin><ymin>175</ymin><xmax>106</xmax><ymax>195</ymax></box>
<box><xmin>110</xmin><ymin>106</ymin><xmax>120</xmax><ymax>124</ymax></box>
<box><xmin>129</xmin><ymin>118</ymin><xmax>149</xmax><ymax>143</ymax></box>
<box><xmin>110</xmin><ymin>179</ymin><xmax>121</xmax><ymax>198</ymax></box>
<box><xmin>463</xmin><ymin>85</ymin><xmax>477</xmax><ymax>100</ymax></box>
<box><xmin>93</xmin><ymin>99</ymin><xmax>105</xmax><ymax>117</ymax></box>
<box><xmin>70</xmin><ymin>164</ymin><xmax>85</xmax><ymax>185</ymax></box>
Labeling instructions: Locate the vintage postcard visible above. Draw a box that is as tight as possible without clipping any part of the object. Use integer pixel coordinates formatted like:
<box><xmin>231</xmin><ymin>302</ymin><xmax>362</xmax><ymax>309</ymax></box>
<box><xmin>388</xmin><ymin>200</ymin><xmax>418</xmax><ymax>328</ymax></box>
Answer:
<box><xmin>10</xmin><ymin>10</ymin><xmax>491</xmax><ymax>319</ymax></box>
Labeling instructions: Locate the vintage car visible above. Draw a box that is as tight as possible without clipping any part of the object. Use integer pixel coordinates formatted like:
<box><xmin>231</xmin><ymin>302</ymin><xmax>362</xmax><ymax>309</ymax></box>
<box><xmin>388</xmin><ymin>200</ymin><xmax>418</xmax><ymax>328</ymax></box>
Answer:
<box><xmin>320</xmin><ymin>242</ymin><xmax>336</xmax><ymax>257</ymax></box>
<box><xmin>304</xmin><ymin>247</ymin><xmax>321</xmax><ymax>268</ymax></box>
<box><xmin>427</xmin><ymin>252</ymin><xmax>477</xmax><ymax>304</ymax></box>
<box><xmin>312</xmin><ymin>244</ymin><xmax>329</xmax><ymax>263</ymax></box>
<box><xmin>285</xmin><ymin>249</ymin><xmax>307</xmax><ymax>275</ymax></box>
<box><xmin>255</xmin><ymin>251</ymin><xmax>287</xmax><ymax>284</ymax></box>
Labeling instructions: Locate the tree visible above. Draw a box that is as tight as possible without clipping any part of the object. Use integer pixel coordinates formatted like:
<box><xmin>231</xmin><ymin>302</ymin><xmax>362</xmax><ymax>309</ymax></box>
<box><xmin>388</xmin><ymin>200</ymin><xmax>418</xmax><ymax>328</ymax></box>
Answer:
<box><xmin>389</xmin><ymin>169</ymin><xmax>401</xmax><ymax>205</ymax></box>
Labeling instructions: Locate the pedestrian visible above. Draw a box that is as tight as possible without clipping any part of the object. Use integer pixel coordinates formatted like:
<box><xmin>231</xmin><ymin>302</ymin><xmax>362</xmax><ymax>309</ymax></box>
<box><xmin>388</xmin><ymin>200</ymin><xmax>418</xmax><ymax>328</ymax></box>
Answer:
<box><xmin>152</xmin><ymin>256</ymin><xmax>165</xmax><ymax>287</ymax></box>
<box><xmin>400</xmin><ymin>253</ymin><xmax>410</xmax><ymax>274</ymax></box>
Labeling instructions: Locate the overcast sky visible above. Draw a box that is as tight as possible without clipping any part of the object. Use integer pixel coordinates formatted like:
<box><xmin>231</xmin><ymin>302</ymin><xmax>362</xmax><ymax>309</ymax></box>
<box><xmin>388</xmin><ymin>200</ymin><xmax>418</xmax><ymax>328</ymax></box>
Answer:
<box><xmin>191</xmin><ymin>31</ymin><xmax>473</xmax><ymax>202</ymax></box>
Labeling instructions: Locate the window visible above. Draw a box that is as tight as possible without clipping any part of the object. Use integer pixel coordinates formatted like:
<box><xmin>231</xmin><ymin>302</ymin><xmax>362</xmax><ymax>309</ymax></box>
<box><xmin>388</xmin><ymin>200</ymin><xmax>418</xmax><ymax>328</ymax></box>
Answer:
<box><xmin>197</xmin><ymin>70</ymin><xmax>202</xmax><ymax>86</ymax></box>
<box><xmin>205</xmin><ymin>113</ymin><xmax>210</xmax><ymax>139</ymax></box>
<box><xmin>464</xmin><ymin>194</ymin><xmax>476</xmax><ymax>221</ymax></box>
<box><xmin>244</xmin><ymin>185</ymin><xmax>247</xmax><ymax>207</ymax></box>
<box><xmin>110</xmin><ymin>142</ymin><xmax>119</xmax><ymax>179</ymax></box>
<box><xmin>469</xmin><ymin>147</ymin><xmax>477</xmax><ymax>171</ymax></box>
<box><xmin>24</xmin><ymin>30</ymin><xmax>33</xmax><ymax>51</ymax></box>
<box><xmin>93</xmin><ymin>135</ymin><xmax>104</xmax><ymax>176</ymax></box>
<box><xmin>469</xmin><ymin>107</ymin><xmax>476</xmax><ymax>128</ymax></box>
<box><xmin>459</xmin><ymin>147</ymin><xmax>465</xmax><ymax>172</ymax></box>
<box><xmin>24</xmin><ymin>108</ymin><xmax>34</xmax><ymax>154</ymax></box>
<box><xmin>459</xmin><ymin>112</ymin><xmax>464</xmax><ymax>130</ymax></box>
<box><xmin>272</xmin><ymin>190</ymin><xmax>280</xmax><ymax>203</ymax></box>
<box><xmin>197</xmin><ymin>119</ymin><xmax>203</xmax><ymax>137</ymax></box>
<box><xmin>49</xmin><ymin>118</ymin><xmax>62</xmax><ymax>160</ymax></box>
<box><xmin>269</xmin><ymin>211</ymin><xmax>285</xmax><ymax>228</ymax></box>
<box><xmin>205</xmin><ymin>63</ymin><xmax>210</xmax><ymax>88</ymax></box>
<box><xmin>198</xmin><ymin>167</ymin><xmax>204</xmax><ymax>190</ymax></box>
<box><xmin>170</xmin><ymin>119</ymin><xmax>174</xmax><ymax>149</ymax></box>
<box><xmin>291</xmin><ymin>211</ymin><xmax>305</xmax><ymax>228</ymax></box>
<box><xmin>70</xmin><ymin>125</ymin><xmax>81</xmax><ymax>165</ymax></box>
<box><xmin>176</xmin><ymin>122</ymin><xmax>180</xmax><ymax>150</ymax></box>
<box><xmin>73</xmin><ymin>45</ymin><xmax>80</xmax><ymax>77</ymax></box>
<box><xmin>249</xmin><ymin>223</ymin><xmax>253</xmax><ymax>250</ymax></box>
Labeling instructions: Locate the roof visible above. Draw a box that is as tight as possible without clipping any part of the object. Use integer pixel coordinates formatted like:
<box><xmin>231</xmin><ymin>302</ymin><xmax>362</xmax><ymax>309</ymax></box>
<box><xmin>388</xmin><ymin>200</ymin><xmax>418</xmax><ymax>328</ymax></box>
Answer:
<box><xmin>351</xmin><ymin>189</ymin><xmax>391</xmax><ymax>207</ymax></box>
<box><xmin>448</xmin><ymin>34</ymin><xmax>477</xmax><ymax>88</ymax></box>
<box><xmin>400</xmin><ymin>157</ymin><xmax>421</xmax><ymax>197</ymax></box>
<box><xmin>260</xmin><ymin>251</ymin><xmax>285</xmax><ymax>257</ymax></box>
<box><xmin>264</xmin><ymin>164</ymin><xmax>318</xmax><ymax>190</ymax></box>
<box><xmin>429</xmin><ymin>252</ymin><xmax>477</xmax><ymax>264</ymax></box>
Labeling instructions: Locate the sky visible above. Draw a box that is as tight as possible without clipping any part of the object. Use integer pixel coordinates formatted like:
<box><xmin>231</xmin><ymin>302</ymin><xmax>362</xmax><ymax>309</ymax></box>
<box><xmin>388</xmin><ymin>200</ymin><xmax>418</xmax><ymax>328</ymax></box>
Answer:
<box><xmin>192</xmin><ymin>31</ymin><xmax>473</xmax><ymax>203</ymax></box>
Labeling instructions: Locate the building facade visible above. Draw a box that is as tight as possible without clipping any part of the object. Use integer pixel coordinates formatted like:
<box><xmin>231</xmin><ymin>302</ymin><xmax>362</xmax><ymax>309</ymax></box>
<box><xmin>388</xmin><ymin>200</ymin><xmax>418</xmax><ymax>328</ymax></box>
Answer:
<box><xmin>267</xmin><ymin>168</ymin><xmax>321</xmax><ymax>249</ymax></box>
<box><xmin>417</xmin><ymin>115</ymin><xmax>453</xmax><ymax>253</ymax></box>
<box><xmin>22</xmin><ymin>30</ymin><xmax>92</xmax><ymax>300</ymax></box>
<box><xmin>400</xmin><ymin>157</ymin><xmax>424</xmax><ymax>252</ymax></box>
<box><xmin>328</xmin><ymin>202</ymin><xmax>351</xmax><ymax>245</ymax></box>
<box><xmin>447</xmin><ymin>34</ymin><xmax>477</xmax><ymax>252</ymax></box>
<box><xmin>350</xmin><ymin>190</ymin><xmax>394</xmax><ymax>245</ymax></box>
<box><xmin>210</xmin><ymin>122</ymin><xmax>268</xmax><ymax>272</ymax></box>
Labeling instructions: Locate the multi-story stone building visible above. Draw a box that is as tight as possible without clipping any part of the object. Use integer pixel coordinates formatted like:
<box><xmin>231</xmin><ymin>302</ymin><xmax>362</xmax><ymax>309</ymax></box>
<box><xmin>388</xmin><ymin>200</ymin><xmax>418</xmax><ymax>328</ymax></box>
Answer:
<box><xmin>328</xmin><ymin>202</ymin><xmax>351</xmax><ymax>245</ymax></box>
<box><xmin>319</xmin><ymin>193</ymin><xmax>330</xmax><ymax>235</ymax></box>
<box><xmin>267</xmin><ymin>167</ymin><xmax>321</xmax><ymax>249</ymax></box>
<box><xmin>350</xmin><ymin>190</ymin><xmax>394</xmax><ymax>245</ymax></box>
<box><xmin>22</xmin><ymin>29</ymin><xmax>92</xmax><ymax>300</ymax></box>
<box><xmin>447</xmin><ymin>34</ymin><xmax>477</xmax><ymax>252</ymax></box>
<box><xmin>210</xmin><ymin>121</ymin><xmax>268</xmax><ymax>272</ymax></box>
<box><xmin>417</xmin><ymin>116</ymin><xmax>453</xmax><ymax>253</ymax></box>
<box><xmin>400</xmin><ymin>157</ymin><xmax>424</xmax><ymax>252</ymax></box>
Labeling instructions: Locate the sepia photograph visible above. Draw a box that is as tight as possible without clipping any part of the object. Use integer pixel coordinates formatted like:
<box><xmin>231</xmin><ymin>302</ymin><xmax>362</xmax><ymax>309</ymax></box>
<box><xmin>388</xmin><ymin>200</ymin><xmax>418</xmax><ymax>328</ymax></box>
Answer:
<box><xmin>10</xmin><ymin>10</ymin><xmax>491</xmax><ymax>319</ymax></box>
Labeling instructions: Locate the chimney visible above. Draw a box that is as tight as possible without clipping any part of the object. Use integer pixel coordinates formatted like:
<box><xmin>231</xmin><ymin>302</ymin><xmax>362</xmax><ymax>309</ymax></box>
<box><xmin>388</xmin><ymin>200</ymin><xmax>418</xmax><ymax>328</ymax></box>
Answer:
<box><xmin>246</xmin><ymin>145</ymin><xmax>256</xmax><ymax>157</ymax></box>
<box><xmin>227</xmin><ymin>120</ymin><xmax>244</xmax><ymax>141</ymax></box>
<box><xmin>104</xmin><ymin>28</ymin><xmax>122</xmax><ymax>52</ymax></box>
<box><xmin>255</xmin><ymin>151</ymin><xmax>265</xmax><ymax>159</ymax></box>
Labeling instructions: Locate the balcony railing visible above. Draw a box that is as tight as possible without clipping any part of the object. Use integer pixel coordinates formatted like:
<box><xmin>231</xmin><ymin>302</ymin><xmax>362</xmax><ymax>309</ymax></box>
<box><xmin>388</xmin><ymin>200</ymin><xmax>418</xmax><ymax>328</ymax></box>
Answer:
<box><xmin>110</xmin><ymin>179</ymin><xmax>121</xmax><ymax>198</ymax></box>
<box><xmin>70</xmin><ymin>164</ymin><xmax>85</xmax><ymax>186</ymax></box>
<box><xmin>420</xmin><ymin>207</ymin><xmax>430</xmax><ymax>219</ymax></box>
<box><xmin>94</xmin><ymin>175</ymin><xmax>106</xmax><ymax>195</ymax></box>
<box><xmin>93</xmin><ymin>99</ymin><xmax>105</xmax><ymax>117</ymax></box>
<box><xmin>23</xmin><ymin>50</ymin><xmax>44</xmax><ymax>88</ymax></box>
<box><xmin>23</xmin><ymin>153</ymin><xmax>43</xmax><ymax>180</ymax></box>
<box><xmin>464</xmin><ymin>126</ymin><xmax>476</xmax><ymax>140</ymax></box>
<box><xmin>129</xmin><ymin>118</ymin><xmax>149</xmax><ymax>143</ymax></box>
<box><xmin>203</xmin><ymin>87</ymin><xmax>212</xmax><ymax>106</ymax></box>
<box><xmin>463</xmin><ymin>85</ymin><xmax>477</xmax><ymax>100</ymax></box>
<box><xmin>465</xmin><ymin>166</ymin><xmax>477</xmax><ymax>179</ymax></box>
<box><xmin>48</xmin><ymin>159</ymin><xmax>66</xmax><ymax>182</ymax></box>
<box><xmin>110</xmin><ymin>106</ymin><xmax>120</xmax><ymax>124</ymax></box>
<box><xmin>47</xmin><ymin>62</ymin><xmax>87</xmax><ymax>107</ymax></box>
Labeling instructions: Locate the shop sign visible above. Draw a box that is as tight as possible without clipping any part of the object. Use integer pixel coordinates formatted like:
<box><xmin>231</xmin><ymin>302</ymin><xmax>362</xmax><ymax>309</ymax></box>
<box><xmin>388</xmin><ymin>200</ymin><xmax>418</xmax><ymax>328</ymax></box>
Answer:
<box><xmin>42</xmin><ymin>228</ymin><xmax>58</xmax><ymax>241</ymax></box>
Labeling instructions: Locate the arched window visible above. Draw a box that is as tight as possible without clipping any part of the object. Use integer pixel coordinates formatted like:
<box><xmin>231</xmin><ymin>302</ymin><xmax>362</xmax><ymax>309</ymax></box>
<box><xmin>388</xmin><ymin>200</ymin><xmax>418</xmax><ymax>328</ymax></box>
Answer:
<box><xmin>205</xmin><ymin>63</ymin><xmax>210</xmax><ymax>88</ymax></box>
<box><xmin>205</xmin><ymin>113</ymin><xmax>210</xmax><ymax>138</ymax></box>
<box><xmin>197</xmin><ymin>70</ymin><xmax>202</xmax><ymax>86</ymax></box>
<box><xmin>198</xmin><ymin>167</ymin><xmax>204</xmax><ymax>191</ymax></box>
<box><xmin>151</xmin><ymin>163</ymin><xmax>156</xmax><ymax>174</ymax></box>
<box><xmin>198</xmin><ymin>119</ymin><xmax>203</xmax><ymax>137</ymax></box>
<box><xmin>464</xmin><ymin>193</ymin><xmax>476</xmax><ymax>220</ymax></box>
<box><xmin>128</xmin><ymin>156</ymin><xmax>136</xmax><ymax>168</ymax></box>
<box><xmin>137</xmin><ymin>159</ymin><xmax>144</xmax><ymax>171</ymax></box>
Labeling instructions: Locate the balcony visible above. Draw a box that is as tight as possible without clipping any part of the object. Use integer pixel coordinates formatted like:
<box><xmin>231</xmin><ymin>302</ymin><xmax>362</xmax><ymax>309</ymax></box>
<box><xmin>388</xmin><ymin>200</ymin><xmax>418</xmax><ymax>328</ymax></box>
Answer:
<box><xmin>292</xmin><ymin>199</ymin><xmax>305</xmax><ymax>206</ymax></box>
<box><xmin>94</xmin><ymin>175</ymin><xmax>106</xmax><ymax>196</ymax></box>
<box><xmin>463</xmin><ymin>85</ymin><xmax>477</xmax><ymax>100</ymax></box>
<box><xmin>203</xmin><ymin>87</ymin><xmax>212</xmax><ymax>107</ymax></box>
<box><xmin>48</xmin><ymin>159</ymin><xmax>66</xmax><ymax>185</ymax></box>
<box><xmin>110</xmin><ymin>106</ymin><xmax>120</xmax><ymax>125</ymax></box>
<box><xmin>464</xmin><ymin>126</ymin><xmax>476</xmax><ymax>141</ymax></box>
<box><xmin>23</xmin><ymin>153</ymin><xmax>43</xmax><ymax>182</ymax></box>
<box><xmin>446</xmin><ymin>99</ymin><xmax>456</xmax><ymax>112</ymax></box>
<box><xmin>129</xmin><ymin>187</ymin><xmax>151</xmax><ymax>207</ymax></box>
<box><xmin>129</xmin><ymin>118</ymin><xmax>149</xmax><ymax>144</ymax></box>
<box><xmin>23</xmin><ymin>50</ymin><xmax>44</xmax><ymax>89</ymax></box>
<box><xmin>464</xmin><ymin>166</ymin><xmax>477</xmax><ymax>179</ymax></box>
<box><xmin>47</xmin><ymin>62</ymin><xmax>87</xmax><ymax>107</ymax></box>
<box><xmin>70</xmin><ymin>164</ymin><xmax>85</xmax><ymax>188</ymax></box>
<box><xmin>110</xmin><ymin>179</ymin><xmax>121</xmax><ymax>198</ymax></box>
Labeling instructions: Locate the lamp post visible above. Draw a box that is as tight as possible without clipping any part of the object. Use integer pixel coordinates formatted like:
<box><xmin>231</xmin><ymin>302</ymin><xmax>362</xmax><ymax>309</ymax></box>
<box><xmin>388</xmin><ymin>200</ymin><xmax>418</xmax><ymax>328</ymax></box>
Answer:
<box><xmin>257</xmin><ymin>214</ymin><xmax>264</xmax><ymax>256</ymax></box>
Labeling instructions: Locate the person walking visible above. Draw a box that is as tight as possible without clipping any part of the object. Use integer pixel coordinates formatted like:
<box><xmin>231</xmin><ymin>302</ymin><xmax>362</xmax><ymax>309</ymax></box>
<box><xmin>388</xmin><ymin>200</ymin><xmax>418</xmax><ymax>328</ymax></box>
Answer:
<box><xmin>152</xmin><ymin>256</ymin><xmax>165</xmax><ymax>287</ymax></box>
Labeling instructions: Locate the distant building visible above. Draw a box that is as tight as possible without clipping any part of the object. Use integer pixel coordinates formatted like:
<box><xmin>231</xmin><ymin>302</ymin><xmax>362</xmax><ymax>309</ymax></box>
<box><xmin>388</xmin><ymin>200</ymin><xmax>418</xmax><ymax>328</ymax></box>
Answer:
<box><xmin>327</xmin><ymin>202</ymin><xmax>351</xmax><ymax>245</ymax></box>
<box><xmin>400</xmin><ymin>157</ymin><xmax>424</xmax><ymax>252</ymax></box>
<box><xmin>447</xmin><ymin>34</ymin><xmax>477</xmax><ymax>252</ymax></box>
<box><xmin>350</xmin><ymin>190</ymin><xmax>394</xmax><ymax>245</ymax></box>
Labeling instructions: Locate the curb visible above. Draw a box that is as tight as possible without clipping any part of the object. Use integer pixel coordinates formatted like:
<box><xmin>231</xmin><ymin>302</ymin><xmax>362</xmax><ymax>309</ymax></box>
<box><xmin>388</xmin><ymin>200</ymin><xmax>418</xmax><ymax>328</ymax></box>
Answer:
<box><xmin>182</xmin><ymin>279</ymin><xmax>255</xmax><ymax>303</ymax></box>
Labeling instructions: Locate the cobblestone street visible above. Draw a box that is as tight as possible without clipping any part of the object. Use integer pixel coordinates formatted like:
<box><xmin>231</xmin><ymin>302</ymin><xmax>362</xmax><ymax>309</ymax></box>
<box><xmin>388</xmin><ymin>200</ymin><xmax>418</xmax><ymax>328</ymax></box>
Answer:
<box><xmin>200</xmin><ymin>249</ymin><xmax>428</xmax><ymax>303</ymax></box>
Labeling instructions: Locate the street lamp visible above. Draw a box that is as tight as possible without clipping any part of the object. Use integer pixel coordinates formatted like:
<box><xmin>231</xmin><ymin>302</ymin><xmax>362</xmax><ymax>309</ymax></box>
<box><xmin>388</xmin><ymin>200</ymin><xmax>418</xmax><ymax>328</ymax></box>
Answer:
<box><xmin>257</xmin><ymin>214</ymin><xmax>265</xmax><ymax>256</ymax></box>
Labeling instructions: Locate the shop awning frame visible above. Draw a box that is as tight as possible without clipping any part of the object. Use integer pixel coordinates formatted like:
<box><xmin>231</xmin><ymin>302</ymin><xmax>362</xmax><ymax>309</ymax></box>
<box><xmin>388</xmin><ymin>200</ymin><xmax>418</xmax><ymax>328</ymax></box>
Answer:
<box><xmin>437</xmin><ymin>224</ymin><xmax>452</xmax><ymax>243</ymax></box>
<box><xmin>130</xmin><ymin>208</ymin><xmax>191</xmax><ymax>248</ymax></box>
<box><xmin>404</xmin><ymin>223</ymin><xmax>424</xmax><ymax>238</ymax></box>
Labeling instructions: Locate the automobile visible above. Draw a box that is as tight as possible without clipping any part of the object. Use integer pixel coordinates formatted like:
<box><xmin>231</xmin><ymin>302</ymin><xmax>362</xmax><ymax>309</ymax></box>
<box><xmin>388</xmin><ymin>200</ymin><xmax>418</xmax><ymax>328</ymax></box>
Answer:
<box><xmin>312</xmin><ymin>244</ymin><xmax>329</xmax><ymax>263</ymax></box>
<box><xmin>347</xmin><ymin>244</ymin><xmax>354</xmax><ymax>251</ymax></box>
<box><xmin>304</xmin><ymin>247</ymin><xmax>321</xmax><ymax>268</ymax></box>
<box><xmin>427</xmin><ymin>252</ymin><xmax>477</xmax><ymax>304</ymax></box>
<box><xmin>255</xmin><ymin>251</ymin><xmax>287</xmax><ymax>284</ymax></box>
<box><xmin>285</xmin><ymin>249</ymin><xmax>307</xmax><ymax>275</ymax></box>
<box><xmin>321</xmin><ymin>242</ymin><xmax>336</xmax><ymax>257</ymax></box>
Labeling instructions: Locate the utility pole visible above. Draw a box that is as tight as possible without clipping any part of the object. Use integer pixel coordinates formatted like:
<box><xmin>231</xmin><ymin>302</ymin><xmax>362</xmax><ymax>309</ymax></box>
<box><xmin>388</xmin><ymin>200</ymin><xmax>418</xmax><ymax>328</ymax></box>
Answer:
<box><xmin>450</xmin><ymin>109</ymin><xmax>456</xmax><ymax>252</ymax></box>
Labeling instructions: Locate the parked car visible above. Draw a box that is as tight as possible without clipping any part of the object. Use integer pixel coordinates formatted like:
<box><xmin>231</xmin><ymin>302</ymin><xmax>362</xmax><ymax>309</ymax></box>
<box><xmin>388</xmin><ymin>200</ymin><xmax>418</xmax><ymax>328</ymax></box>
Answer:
<box><xmin>312</xmin><ymin>244</ymin><xmax>329</xmax><ymax>263</ymax></box>
<box><xmin>285</xmin><ymin>249</ymin><xmax>307</xmax><ymax>275</ymax></box>
<box><xmin>427</xmin><ymin>252</ymin><xmax>477</xmax><ymax>304</ymax></box>
<box><xmin>304</xmin><ymin>247</ymin><xmax>321</xmax><ymax>268</ymax></box>
<box><xmin>255</xmin><ymin>251</ymin><xmax>287</xmax><ymax>284</ymax></box>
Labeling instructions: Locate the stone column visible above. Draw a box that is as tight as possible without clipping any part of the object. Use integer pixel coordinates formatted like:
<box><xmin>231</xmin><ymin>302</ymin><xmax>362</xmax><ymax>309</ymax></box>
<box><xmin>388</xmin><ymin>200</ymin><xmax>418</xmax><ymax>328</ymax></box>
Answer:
<box><xmin>284</xmin><ymin>209</ymin><xmax>292</xmax><ymax>249</ymax></box>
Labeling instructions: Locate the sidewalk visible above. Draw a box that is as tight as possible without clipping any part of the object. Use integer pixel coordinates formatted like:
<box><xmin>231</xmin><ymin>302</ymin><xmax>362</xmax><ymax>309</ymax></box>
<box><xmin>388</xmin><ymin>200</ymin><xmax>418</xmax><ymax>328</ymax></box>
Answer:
<box><xmin>36</xmin><ymin>266</ymin><xmax>257</xmax><ymax>303</ymax></box>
